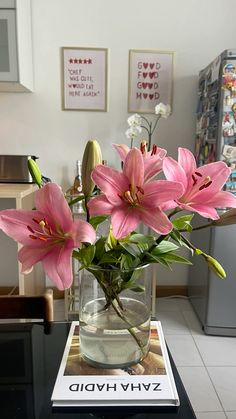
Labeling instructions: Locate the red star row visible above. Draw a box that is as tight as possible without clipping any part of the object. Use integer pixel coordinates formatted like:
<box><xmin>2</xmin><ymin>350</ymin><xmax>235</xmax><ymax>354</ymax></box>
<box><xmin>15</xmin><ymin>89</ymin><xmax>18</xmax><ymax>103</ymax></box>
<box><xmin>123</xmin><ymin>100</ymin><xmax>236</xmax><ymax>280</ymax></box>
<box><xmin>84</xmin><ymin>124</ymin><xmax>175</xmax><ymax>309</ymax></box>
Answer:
<box><xmin>69</xmin><ymin>58</ymin><xmax>92</xmax><ymax>64</ymax></box>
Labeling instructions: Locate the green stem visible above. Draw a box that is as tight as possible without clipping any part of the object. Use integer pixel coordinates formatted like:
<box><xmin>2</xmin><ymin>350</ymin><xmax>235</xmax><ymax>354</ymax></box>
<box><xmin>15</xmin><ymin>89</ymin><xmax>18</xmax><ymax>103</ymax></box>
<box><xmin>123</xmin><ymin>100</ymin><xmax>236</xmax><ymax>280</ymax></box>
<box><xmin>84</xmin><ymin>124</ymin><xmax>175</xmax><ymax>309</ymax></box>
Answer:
<box><xmin>84</xmin><ymin>197</ymin><xmax>90</xmax><ymax>222</ymax></box>
<box><xmin>92</xmin><ymin>274</ymin><xmax>146</xmax><ymax>356</ymax></box>
<box><xmin>110</xmin><ymin>299</ymin><xmax>146</xmax><ymax>356</ymax></box>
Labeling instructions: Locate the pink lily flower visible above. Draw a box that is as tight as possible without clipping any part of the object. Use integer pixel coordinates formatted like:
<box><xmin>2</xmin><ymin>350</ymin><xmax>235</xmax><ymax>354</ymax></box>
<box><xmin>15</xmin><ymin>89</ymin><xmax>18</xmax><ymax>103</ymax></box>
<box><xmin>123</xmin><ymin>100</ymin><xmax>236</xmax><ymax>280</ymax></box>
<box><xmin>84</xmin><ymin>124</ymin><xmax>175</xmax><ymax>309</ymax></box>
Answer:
<box><xmin>113</xmin><ymin>143</ymin><xmax>167</xmax><ymax>182</ymax></box>
<box><xmin>88</xmin><ymin>148</ymin><xmax>184</xmax><ymax>239</ymax></box>
<box><xmin>163</xmin><ymin>147</ymin><xmax>236</xmax><ymax>219</ymax></box>
<box><xmin>0</xmin><ymin>183</ymin><xmax>96</xmax><ymax>290</ymax></box>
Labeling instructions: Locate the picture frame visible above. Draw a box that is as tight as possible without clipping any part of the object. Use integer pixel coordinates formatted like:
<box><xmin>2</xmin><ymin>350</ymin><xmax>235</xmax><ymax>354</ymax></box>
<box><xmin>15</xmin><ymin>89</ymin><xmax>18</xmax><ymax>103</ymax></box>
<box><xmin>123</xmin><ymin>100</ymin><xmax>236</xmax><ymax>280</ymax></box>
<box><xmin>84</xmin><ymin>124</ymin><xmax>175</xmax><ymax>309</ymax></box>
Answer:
<box><xmin>128</xmin><ymin>49</ymin><xmax>174</xmax><ymax>114</ymax></box>
<box><xmin>62</xmin><ymin>47</ymin><xmax>108</xmax><ymax>111</ymax></box>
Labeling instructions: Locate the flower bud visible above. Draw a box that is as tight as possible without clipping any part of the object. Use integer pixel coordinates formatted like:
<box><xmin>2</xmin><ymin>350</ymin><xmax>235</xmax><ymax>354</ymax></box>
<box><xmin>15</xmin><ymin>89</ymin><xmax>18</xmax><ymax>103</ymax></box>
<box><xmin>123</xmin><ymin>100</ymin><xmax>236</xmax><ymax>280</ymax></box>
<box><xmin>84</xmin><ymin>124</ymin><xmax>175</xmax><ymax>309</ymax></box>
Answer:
<box><xmin>82</xmin><ymin>140</ymin><xmax>102</xmax><ymax>197</ymax></box>
<box><xmin>28</xmin><ymin>158</ymin><xmax>42</xmax><ymax>187</ymax></box>
<box><xmin>205</xmin><ymin>255</ymin><xmax>226</xmax><ymax>279</ymax></box>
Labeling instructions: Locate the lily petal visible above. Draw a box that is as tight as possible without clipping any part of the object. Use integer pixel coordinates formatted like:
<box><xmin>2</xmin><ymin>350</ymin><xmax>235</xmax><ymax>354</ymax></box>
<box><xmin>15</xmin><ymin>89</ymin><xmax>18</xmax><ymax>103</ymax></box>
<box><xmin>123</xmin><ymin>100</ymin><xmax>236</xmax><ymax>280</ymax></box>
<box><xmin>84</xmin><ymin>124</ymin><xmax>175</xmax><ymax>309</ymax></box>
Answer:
<box><xmin>111</xmin><ymin>206</ymin><xmax>140</xmax><ymax>239</ymax></box>
<box><xmin>113</xmin><ymin>143</ymin><xmax>130</xmax><ymax>161</ymax></box>
<box><xmin>35</xmin><ymin>183</ymin><xmax>73</xmax><ymax>232</ymax></box>
<box><xmin>88</xmin><ymin>194</ymin><xmax>114</xmax><ymax>216</ymax></box>
<box><xmin>142</xmin><ymin>180</ymin><xmax>184</xmax><ymax>207</ymax></box>
<box><xmin>163</xmin><ymin>156</ymin><xmax>188</xmax><ymax>190</ymax></box>
<box><xmin>42</xmin><ymin>242</ymin><xmax>74</xmax><ymax>290</ymax></box>
<box><xmin>178</xmin><ymin>148</ymin><xmax>196</xmax><ymax>178</ymax></box>
<box><xmin>144</xmin><ymin>148</ymin><xmax>166</xmax><ymax>181</ymax></box>
<box><xmin>91</xmin><ymin>165</ymin><xmax>129</xmax><ymax>205</ymax></box>
<box><xmin>19</xmin><ymin>245</ymin><xmax>52</xmax><ymax>272</ymax></box>
<box><xmin>140</xmin><ymin>207</ymin><xmax>174</xmax><ymax>235</ymax></box>
<box><xmin>123</xmin><ymin>148</ymin><xmax>144</xmax><ymax>188</ymax></box>
<box><xmin>72</xmin><ymin>219</ymin><xmax>96</xmax><ymax>245</ymax></box>
<box><xmin>0</xmin><ymin>209</ymin><xmax>45</xmax><ymax>245</ymax></box>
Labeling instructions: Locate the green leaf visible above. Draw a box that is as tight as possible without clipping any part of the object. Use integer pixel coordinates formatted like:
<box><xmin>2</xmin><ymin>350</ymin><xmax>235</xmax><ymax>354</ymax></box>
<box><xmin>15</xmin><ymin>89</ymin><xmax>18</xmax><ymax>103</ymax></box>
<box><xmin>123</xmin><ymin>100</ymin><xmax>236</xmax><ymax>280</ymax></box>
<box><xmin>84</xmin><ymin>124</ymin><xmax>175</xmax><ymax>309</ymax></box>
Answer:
<box><xmin>170</xmin><ymin>230</ymin><xmax>182</xmax><ymax>243</ymax></box>
<box><xmin>98</xmin><ymin>253</ymin><xmax>118</xmax><ymax>265</ymax></box>
<box><xmin>95</xmin><ymin>237</ymin><xmax>106</xmax><ymax>260</ymax></box>
<box><xmin>67</xmin><ymin>195</ymin><xmax>84</xmax><ymax>207</ymax></box>
<box><xmin>119</xmin><ymin>242</ymin><xmax>140</xmax><ymax>257</ymax></box>
<box><xmin>120</xmin><ymin>253</ymin><xmax>135</xmax><ymax>270</ymax></box>
<box><xmin>144</xmin><ymin>252</ymin><xmax>172</xmax><ymax>268</ymax></box>
<box><xmin>172</xmin><ymin>214</ymin><xmax>194</xmax><ymax>232</ymax></box>
<box><xmin>121</xmin><ymin>268</ymin><xmax>143</xmax><ymax>289</ymax></box>
<box><xmin>161</xmin><ymin>253</ymin><xmax>192</xmax><ymax>265</ymax></box>
<box><xmin>77</xmin><ymin>245</ymin><xmax>95</xmax><ymax>267</ymax></box>
<box><xmin>129</xmin><ymin>234</ymin><xmax>156</xmax><ymax>246</ymax></box>
<box><xmin>107</xmin><ymin>227</ymin><xmax>117</xmax><ymax>249</ymax></box>
<box><xmin>151</xmin><ymin>241</ymin><xmax>179</xmax><ymax>255</ymax></box>
<box><xmin>130</xmin><ymin>285</ymin><xmax>145</xmax><ymax>293</ymax></box>
<box><xmin>89</xmin><ymin>216</ymin><xmax>108</xmax><ymax>230</ymax></box>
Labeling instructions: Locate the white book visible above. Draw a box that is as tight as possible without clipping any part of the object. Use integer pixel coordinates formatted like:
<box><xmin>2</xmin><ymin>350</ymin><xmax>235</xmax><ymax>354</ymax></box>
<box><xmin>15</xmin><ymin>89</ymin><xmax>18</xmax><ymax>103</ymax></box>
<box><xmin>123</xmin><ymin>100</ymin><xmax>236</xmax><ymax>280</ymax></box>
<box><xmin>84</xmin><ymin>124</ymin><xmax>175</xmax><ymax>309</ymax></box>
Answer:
<box><xmin>51</xmin><ymin>321</ymin><xmax>179</xmax><ymax>407</ymax></box>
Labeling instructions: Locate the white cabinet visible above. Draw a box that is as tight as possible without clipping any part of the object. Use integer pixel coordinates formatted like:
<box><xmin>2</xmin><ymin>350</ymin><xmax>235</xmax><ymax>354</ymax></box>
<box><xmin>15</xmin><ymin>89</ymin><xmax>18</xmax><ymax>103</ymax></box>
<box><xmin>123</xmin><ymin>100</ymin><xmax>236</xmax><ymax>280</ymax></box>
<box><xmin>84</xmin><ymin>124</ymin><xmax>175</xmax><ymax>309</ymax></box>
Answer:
<box><xmin>0</xmin><ymin>184</ymin><xmax>45</xmax><ymax>295</ymax></box>
<box><xmin>0</xmin><ymin>0</ymin><xmax>33</xmax><ymax>92</ymax></box>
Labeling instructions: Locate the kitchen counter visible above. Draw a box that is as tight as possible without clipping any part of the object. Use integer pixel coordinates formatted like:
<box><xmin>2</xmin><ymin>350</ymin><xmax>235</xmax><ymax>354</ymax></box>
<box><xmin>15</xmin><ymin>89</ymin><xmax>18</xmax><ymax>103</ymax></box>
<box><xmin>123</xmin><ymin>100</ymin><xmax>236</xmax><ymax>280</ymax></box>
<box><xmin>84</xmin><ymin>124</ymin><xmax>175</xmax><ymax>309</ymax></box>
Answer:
<box><xmin>0</xmin><ymin>183</ymin><xmax>37</xmax><ymax>199</ymax></box>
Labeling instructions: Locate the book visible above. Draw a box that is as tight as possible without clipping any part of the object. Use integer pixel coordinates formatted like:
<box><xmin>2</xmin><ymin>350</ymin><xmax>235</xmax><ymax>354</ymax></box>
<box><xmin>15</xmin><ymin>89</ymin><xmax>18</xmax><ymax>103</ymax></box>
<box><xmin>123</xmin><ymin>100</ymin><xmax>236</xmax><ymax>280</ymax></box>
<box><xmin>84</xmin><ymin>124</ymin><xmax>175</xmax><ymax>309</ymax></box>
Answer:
<box><xmin>51</xmin><ymin>321</ymin><xmax>179</xmax><ymax>408</ymax></box>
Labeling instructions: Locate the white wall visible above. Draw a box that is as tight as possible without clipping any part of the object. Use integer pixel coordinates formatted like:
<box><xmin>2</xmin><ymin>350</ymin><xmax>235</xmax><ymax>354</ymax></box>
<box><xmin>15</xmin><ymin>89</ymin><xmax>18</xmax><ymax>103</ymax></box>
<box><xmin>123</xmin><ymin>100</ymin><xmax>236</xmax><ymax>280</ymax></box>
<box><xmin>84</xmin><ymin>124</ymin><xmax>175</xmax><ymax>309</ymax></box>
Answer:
<box><xmin>1</xmin><ymin>0</ymin><xmax>235</xmax><ymax>285</ymax></box>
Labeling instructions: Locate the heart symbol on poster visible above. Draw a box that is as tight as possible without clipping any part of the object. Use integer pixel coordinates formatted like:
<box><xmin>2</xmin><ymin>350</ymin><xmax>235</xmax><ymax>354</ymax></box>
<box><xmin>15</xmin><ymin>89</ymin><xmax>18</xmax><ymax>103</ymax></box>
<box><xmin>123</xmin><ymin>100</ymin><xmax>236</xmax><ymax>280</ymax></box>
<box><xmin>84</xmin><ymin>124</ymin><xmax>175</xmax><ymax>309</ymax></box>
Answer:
<box><xmin>143</xmin><ymin>73</ymin><xmax>148</xmax><ymax>78</ymax></box>
<box><xmin>148</xmin><ymin>83</ymin><xmax>153</xmax><ymax>89</ymax></box>
<box><xmin>142</xmin><ymin>82</ymin><xmax>148</xmax><ymax>89</ymax></box>
<box><xmin>149</xmin><ymin>94</ymin><xmax>154</xmax><ymax>100</ymax></box>
<box><xmin>149</xmin><ymin>72</ymin><xmax>155</xmax><ymax>79</ymax></box>
<box><xmin>150</xmin><ymin>63</ymin><xmax>155</xmax><ymax>69</ymax></box>
<box><xmin>143</xmin><ymin>93</ymin><xmax>148</xmax><ymax>99</ymax></box>
<box><xmin>73</xmin><ymin>84</ymin><xmax>77</xmax><ymax>88</ymax></box>
<box><xmin>143</xmin><ymin>63</ymin><xmax>148</xmax><ymax>69</ymax></box>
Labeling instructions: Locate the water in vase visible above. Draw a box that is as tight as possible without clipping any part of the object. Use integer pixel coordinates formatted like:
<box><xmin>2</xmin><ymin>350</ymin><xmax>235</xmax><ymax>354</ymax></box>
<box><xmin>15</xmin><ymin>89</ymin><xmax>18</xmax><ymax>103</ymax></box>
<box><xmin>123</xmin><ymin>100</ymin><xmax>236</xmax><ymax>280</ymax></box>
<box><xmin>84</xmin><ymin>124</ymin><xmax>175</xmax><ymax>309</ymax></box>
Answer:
<box><xmin>79</xmin><ymin>297</ymin><xmax>150</xmax><ymax>368</ymax></box>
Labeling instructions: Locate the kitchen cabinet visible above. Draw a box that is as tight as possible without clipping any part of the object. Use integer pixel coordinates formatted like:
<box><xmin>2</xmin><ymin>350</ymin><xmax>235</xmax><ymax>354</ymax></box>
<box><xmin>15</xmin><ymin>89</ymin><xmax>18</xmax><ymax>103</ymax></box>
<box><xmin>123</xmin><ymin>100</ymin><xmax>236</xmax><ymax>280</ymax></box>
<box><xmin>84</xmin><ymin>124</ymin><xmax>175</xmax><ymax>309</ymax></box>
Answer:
<box><xmin>0</xmin><ymin>0</ymin><xmax>33</xmax><ymax>92</ymax></box>
<box><xmin>0</xmin><ymin>184</ymin><xmax>45</xmax><ymax>295</ymax></box>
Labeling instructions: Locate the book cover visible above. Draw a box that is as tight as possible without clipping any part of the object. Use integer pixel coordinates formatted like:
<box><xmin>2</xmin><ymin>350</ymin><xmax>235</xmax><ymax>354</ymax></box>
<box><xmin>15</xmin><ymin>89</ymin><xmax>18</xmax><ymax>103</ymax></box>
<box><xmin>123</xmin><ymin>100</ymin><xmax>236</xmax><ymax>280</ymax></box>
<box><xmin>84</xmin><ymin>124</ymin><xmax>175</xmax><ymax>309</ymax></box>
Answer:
<box><xmin>51</xmin><ymin>321</ymin><xmax>179</xmax><ymax>407</ymax></box>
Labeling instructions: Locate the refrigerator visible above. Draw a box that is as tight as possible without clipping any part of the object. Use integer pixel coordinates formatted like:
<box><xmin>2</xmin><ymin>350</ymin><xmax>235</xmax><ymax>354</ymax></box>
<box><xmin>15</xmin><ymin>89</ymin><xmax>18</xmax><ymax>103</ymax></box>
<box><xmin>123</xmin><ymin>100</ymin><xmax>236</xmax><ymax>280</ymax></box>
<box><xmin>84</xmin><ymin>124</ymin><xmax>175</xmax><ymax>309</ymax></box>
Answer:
<box><xmin>188</xmin><ymin>50</ymin><xmax>236</xmax><ymax>336</ymax></box>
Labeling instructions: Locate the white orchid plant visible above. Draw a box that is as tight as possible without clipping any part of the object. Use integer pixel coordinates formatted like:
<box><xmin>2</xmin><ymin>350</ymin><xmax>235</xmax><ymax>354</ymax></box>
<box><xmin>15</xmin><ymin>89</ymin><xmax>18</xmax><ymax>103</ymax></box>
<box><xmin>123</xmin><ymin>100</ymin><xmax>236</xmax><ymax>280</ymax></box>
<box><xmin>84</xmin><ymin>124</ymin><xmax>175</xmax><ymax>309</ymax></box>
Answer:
<box><xmin>126</xmin><ymin>102</ymin><xmax>171</xmax><ymax>150</ymax></box>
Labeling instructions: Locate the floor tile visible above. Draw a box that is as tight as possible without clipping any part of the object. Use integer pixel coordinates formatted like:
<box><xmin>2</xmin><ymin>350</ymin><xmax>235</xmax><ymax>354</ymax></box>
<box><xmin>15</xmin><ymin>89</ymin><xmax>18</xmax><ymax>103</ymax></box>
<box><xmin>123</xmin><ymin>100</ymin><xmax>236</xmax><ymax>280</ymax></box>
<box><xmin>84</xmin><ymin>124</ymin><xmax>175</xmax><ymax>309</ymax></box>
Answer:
<box><xmin>176</xmin><ymin>297</ymin><xmax>193</xmax><ymax>311</ymax></box>
<box><xmin>177</xmin><ymin>366</ymin><xmax>222</xmax><ymax>412</ymax></box>
<box><xmin>156</xmin><ymin>297</ymin><xmax>180</xmax><ymax>311</ymax></box>
<box><xmin>225</xmin><ymin>413</ymin><xmax>236</xmax><ymax>419</ymax></box>
<box><xmin>207</xmin><ymin>367</ymin><xmax>236</xmax><ymax>411</ymax></box>
<box><xmin>157</xmin><ymin>310</ymin><xmax>191</xmax><ymax>335</ymax></box>
<box><xmin>182</xmin><ymin>309</ymin><xmax>205</xmax><ymax>335</ymax></box>
<box><xmin>194</xmin><ymin>336</ymin><xmax>236</xmax><ymax>366</ymax></box>
<box><xmin>196</xmin><ymin>413</ymin><xmax>226</xmax><ymax>419</ymax></box>
<box><xmin>165</xmin><ymin>335</ymin><xmax>204</xmax><ymax>366</ymax></box>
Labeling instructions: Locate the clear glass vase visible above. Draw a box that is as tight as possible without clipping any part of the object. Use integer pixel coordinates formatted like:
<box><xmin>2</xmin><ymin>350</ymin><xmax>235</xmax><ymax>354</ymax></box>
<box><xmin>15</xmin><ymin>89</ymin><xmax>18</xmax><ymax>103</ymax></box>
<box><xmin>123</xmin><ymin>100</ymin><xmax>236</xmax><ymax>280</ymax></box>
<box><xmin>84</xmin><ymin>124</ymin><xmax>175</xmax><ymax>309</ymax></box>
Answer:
<box><xmin>79</xmin><ymin>265</ymin><xmax>151</xmax><ymax>369</ymax></box>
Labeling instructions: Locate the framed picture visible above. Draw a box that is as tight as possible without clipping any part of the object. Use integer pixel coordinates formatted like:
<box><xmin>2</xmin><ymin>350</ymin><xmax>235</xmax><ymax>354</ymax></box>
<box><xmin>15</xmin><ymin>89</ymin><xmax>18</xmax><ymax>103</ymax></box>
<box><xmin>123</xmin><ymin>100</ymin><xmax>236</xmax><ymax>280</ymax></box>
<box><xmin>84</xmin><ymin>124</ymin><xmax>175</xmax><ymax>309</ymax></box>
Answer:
<box><xmin>62</xmin><ymin>47</ymin><xmax>108</xmax><ymax>111</ymax></box>
<box><xmin>128</xmin><ymin>49</ymin><xmax>174</xmax><ymax>114</ymax></box>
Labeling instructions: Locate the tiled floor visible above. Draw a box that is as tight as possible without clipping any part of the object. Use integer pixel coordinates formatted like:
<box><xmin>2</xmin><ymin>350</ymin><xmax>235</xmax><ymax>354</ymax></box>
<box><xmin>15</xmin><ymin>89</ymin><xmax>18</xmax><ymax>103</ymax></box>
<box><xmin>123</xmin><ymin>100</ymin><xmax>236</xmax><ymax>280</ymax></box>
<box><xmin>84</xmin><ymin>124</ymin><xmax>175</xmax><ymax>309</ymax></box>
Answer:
<box><xmin>54</xmin><ymin>297</ymin><xmax>236</xmax><ymax>419</ymax></box>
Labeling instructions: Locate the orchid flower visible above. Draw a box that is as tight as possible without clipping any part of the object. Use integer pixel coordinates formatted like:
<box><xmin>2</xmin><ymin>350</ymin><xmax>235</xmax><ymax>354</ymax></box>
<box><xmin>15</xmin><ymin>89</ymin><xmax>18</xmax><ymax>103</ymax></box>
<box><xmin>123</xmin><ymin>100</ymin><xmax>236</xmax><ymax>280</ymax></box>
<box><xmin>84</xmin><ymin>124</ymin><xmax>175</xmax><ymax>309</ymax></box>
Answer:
<box><xmin>0</xmin><ymin>183</ymin><xmax>96</xmax><ymax>290</ymax></box>
<box><xmin>163</xmin><ymin>147</ymin><xmax>236</xmax><ymax>219</ymax></box>
<box><xmin>113</xmin><ymin>142</ymin><xmax>167</xmax><ymax>182</ymax></box>
<box><xmin>88</xmin><ymin>148</ymin><xmax>183</xmax><ymax>239</ymax></box>
<box><xmin>155</xmin><ymin>103</ymin><xmax>171</xmax><ymax>118</ymax></box>
<box><xmin>125</xmin><ymin>126</ymin><xmax>142</xmax><ymax>149</ymax></box>
<box><xmin>127</xmin><ymin>113</ymin><xmax>142</xmax><ymax>127</ymax></box>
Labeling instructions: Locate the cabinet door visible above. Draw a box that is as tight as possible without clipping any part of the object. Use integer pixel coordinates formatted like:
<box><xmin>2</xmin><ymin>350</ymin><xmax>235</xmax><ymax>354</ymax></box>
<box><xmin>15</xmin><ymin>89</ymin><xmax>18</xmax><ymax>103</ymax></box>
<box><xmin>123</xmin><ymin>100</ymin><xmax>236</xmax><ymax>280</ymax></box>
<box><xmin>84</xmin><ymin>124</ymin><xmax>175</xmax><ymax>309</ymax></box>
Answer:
<box><xmin>0</xmin><ymin>9</ymin><xmax>18</xmax><ymax>81</ymax></box>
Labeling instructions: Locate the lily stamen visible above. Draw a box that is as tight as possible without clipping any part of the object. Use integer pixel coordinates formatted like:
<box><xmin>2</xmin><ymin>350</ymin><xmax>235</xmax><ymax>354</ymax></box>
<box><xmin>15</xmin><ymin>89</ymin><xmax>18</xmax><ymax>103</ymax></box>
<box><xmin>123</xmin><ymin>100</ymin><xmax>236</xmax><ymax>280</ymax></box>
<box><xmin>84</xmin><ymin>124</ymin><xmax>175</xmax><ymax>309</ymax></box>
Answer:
<box><xmin>151</xmin><ymin>144</ymin><xmax>157</xmax><ymax>156</ymax></box>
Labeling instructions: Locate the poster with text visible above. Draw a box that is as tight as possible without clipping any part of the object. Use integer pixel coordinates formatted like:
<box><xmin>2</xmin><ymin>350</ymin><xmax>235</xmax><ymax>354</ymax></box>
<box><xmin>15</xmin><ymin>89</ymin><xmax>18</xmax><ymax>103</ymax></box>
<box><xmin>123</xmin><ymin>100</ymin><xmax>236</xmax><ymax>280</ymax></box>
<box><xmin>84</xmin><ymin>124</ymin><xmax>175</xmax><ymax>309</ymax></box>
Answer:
<box><xmin>128</xmin><ymin>50</ymin><xmax>174</xmax><ymax>114</ymax></box>
<box><xmin>62</xmin><ymin>47</ymin><xmax>108</xmax><ymax>111</ymax></box>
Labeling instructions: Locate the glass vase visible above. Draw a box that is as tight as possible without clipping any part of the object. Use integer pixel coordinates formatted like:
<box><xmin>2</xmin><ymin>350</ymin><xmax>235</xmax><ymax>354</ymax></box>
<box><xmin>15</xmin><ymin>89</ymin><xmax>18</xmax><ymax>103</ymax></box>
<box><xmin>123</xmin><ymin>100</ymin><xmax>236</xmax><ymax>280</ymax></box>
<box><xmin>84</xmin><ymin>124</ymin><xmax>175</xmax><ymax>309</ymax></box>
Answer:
<box><xmin>79</xmin><ymin>265</ymin><xmax>152</xmax><ymax>369</ymax></box>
